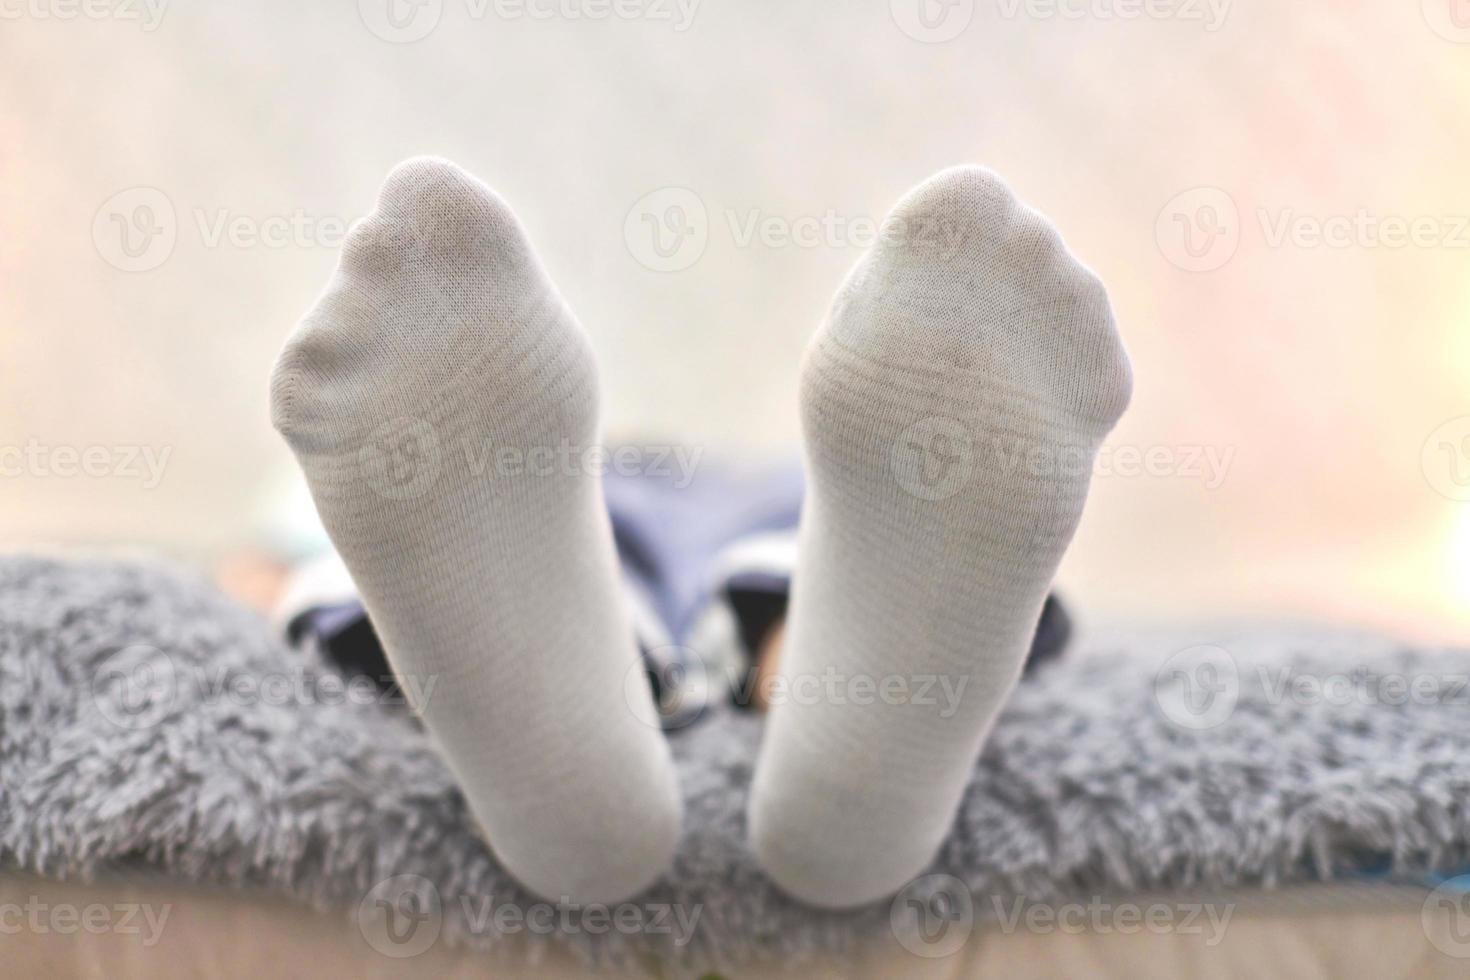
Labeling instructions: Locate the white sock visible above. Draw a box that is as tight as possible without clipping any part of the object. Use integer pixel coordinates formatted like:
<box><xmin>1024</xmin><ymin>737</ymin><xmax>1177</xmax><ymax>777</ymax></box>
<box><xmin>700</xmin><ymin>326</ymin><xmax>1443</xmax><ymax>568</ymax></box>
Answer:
<box><xmin>269</xmin><ymin>158</ymin><xmax>681</xmax><ymax>905</ymax></box>
<box><xmin>748</xmin><ymin>167</ymin><xmax>1132</xmax><ymax>908</ymax></box>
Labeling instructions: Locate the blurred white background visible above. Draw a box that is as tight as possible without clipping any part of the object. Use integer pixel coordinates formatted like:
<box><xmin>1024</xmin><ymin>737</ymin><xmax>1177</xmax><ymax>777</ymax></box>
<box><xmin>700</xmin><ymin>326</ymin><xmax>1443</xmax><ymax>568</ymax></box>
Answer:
<box><xmin>3</xmin><ymin>0</ymin><xmax>1469</xmax><ymax>639</ymax></box>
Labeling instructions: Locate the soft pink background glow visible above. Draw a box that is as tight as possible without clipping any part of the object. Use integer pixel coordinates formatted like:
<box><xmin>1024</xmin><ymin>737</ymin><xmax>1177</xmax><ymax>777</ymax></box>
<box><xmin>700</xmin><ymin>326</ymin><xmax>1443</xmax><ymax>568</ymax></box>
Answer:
<box><xmin>3</xmin><ymin>3</ymin><xmax>1468</xmax><ymax>640</ymax></box>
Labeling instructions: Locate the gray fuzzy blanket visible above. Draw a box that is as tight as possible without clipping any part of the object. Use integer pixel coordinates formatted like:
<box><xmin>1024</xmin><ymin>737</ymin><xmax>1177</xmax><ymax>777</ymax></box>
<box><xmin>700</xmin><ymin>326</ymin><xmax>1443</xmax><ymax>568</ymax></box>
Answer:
<box><xmin>2</xmin><ymin>554</ymin><xmax>1469</xmax><ymax>969</ymax></box>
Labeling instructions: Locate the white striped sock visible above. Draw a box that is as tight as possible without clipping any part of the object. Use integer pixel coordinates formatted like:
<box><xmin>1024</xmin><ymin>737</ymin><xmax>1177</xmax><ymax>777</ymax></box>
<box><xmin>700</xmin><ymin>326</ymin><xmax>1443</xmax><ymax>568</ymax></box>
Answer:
<box><xmin>749</xmin><ymin>166</ymin><xmax>1132</xmax><ymax>908</ymax></box>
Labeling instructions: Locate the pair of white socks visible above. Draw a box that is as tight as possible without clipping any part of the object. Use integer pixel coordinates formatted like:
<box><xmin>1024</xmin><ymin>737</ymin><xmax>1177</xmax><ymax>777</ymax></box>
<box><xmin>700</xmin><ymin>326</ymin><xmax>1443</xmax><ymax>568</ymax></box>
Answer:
<box><xmin>271</xmin><ymin>159</ymin><xmax>1130</xmax><ymax>907</ymax></box>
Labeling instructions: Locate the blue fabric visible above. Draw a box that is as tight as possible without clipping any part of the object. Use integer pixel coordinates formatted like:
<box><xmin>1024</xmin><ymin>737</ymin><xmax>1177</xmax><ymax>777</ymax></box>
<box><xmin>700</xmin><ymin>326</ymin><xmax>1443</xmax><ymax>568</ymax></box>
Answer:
<box><xmin>603</xmin><ymin>456</ymin><xmax>805</xmax><ymax>643</ymax></box>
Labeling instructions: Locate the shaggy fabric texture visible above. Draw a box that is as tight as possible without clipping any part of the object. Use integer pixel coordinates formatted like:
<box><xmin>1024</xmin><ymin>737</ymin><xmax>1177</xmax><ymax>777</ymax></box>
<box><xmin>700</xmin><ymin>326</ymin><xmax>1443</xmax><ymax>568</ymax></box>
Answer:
<box><xmin>2</xmin><ymin>554</ymin><xmax>1469</xmax><ymax>969</ymax></box>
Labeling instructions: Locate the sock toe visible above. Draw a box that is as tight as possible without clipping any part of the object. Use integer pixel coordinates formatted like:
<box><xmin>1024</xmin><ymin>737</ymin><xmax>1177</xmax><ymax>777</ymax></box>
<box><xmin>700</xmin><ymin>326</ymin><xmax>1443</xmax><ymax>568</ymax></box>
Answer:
<box><xmin>270</xmin><ymin>158</ymin><xmax>564</xmax><ymax>453</ymax></box>
<box><xmin>345</xmin><ymin>156</ymin><xmax>534</xmax><ymax>282</ymax></box>
<box><xmin>829</xmin><ymin>165</ymin><xmax>1132</xmax><ymax>426</ymax></box>
<box><xmin>888</xmin><ymin>164</ymin><xmax>1020</xmax><ymax>233</ymax></box>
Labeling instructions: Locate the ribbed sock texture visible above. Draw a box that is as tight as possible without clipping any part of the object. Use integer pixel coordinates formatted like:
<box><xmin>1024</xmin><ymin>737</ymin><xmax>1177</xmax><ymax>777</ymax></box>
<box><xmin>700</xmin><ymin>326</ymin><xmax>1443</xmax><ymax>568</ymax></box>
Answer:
<box><xmin>269</xmin><ymin>158</ymin><xmax>681</xmax><ymax>905</ymax></box>
<box><xmin>748</xmin><ymin>166</ymin><xmax>1132</xmax><ymax>908</ymax></box>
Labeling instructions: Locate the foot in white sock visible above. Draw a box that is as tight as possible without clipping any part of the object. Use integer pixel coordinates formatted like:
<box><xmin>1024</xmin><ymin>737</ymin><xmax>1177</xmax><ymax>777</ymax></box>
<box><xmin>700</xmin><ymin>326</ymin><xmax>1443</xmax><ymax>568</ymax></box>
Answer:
<box><xmin>748</xmin><ymin>166</ymin><xmax>1132</xmax><ymax>908</ymax></box>
<box><xmin>269</xmin><ymin>158</ymin><xmax>681</xmax><ymax>905</ymax></box>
